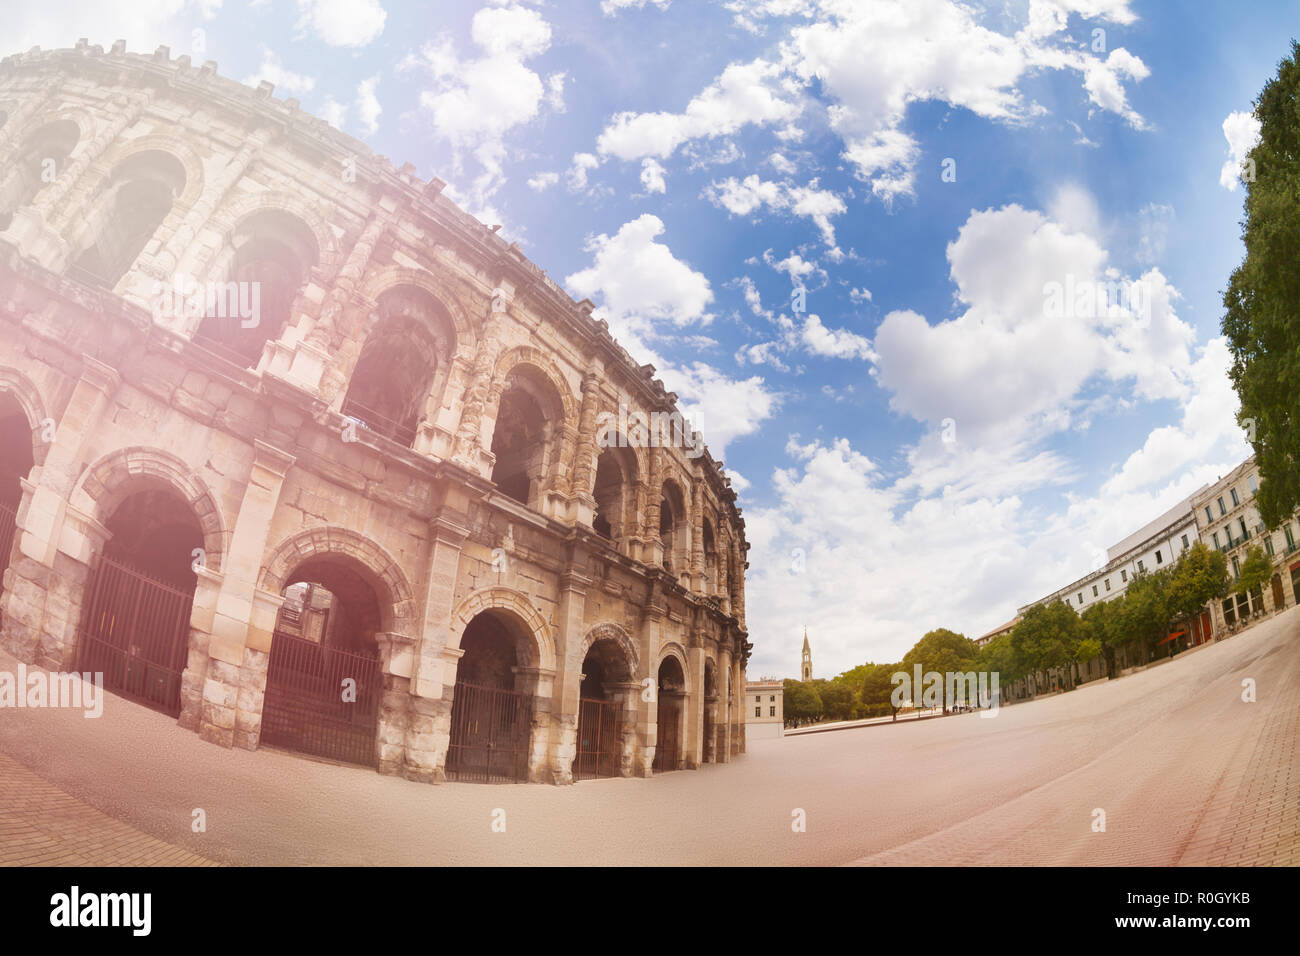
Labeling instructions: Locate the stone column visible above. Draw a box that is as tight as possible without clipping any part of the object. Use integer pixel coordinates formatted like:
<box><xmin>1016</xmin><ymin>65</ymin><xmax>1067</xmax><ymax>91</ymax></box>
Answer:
<box><xmin>717</xmin><ymin>644</ymin><xmax>733</xmax><ymax>763</ymax></box>
<box><xmin>608</xmin><ymin>680</ymin><xmax>643</xmax><ymax>777</ymax></box>
<box><xmin>690</xmin><ymin>479</ymin><xmax>705</xmax><ymax>591</ymax></box>
<box><xmin>283</xmin><ymin>213</ymin><xmax>388</xmax><ymax>395</ymax></box>
<box><xmin>567</xmin><ymin>372</ymin><xmax>600</xmax><ymax>525</ymax></box>
<box><xmin>374</xmin><ymin>630</ymin><xmax>418</xmax><ymax>775</ymax></box>
<box><xmin>403</xmin><ymin>508</ymin><xmax>470</xmax><ymax>784</ymax></box>
<box><xmin>451</xmin><ymin>326</ymin><xmax>504</xmax><ymax>478</ymax></box>
<box><xmin>515</xmin><ymin>665</ymin><xmax>558</xmax><ymax>782</ymax></box>
<box><xmin>551</xmin><ymin>565</ymin><xmax>592</xmax><ymax>784</ymax></box>
<box><xmin>1</xmin><ymin>355</ymin><xmax>120</xmax><ymax>667</ymax></box>
<box><xmin>180</xmin><ymin>440</ymin><xmax>295</xmax><ymax>749</ymax></box>
<box><xmin>686</xmin><ymin>639</ymin><xmax>706</xmax><ymax>769</ymax></box>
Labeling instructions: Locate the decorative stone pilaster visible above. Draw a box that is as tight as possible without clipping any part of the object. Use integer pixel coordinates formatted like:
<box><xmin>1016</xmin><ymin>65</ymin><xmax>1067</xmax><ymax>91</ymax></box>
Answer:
<box><xmin>375</xmin><ymin>630</ymin><xmax>418</xmax><ymax>775</ymax></box>
<box><xmin>515</xmin><ymin>665</ymin><xmax>557</xmax><ymax>782</ymax></box>
<box><xmin>451</xmin><ymin>328</ymin><xmax>504</xmax><ymax>476</ymax></box>
<box><xmin>550</xmin><ymin>566</ymin><xmax>592</xmax><ymax>784</ymax></box>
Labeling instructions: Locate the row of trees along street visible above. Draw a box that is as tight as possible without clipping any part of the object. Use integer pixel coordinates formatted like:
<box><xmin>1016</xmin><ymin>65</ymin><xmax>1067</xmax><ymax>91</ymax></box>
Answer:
<box><xmin>783</xmin><ymin>542</ymin><xmax>1236</xmax><ymax>726</ymax></box>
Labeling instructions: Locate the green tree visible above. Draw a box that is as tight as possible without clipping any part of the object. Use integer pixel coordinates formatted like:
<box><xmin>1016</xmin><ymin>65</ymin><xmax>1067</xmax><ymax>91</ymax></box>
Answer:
<box><xmin>820</xmin><ymin>681</ymin><xmax>857</xmax><ymax>721</ymax></box>
<box><xmin>1011</xmin><ymin>601</ymin><xmax>1083</xmax><ymax>692</ymax></box>
<box><xmin>1235</xmin><ymin>545</ymin><xmax>1273</xmax><ymax>598</ymax></box>
<box><xmin>1121</xmin><ymin>568</ymin><xmax>1175</xmax><ymax>661</ymax></box>
<box><xmin>1168</xmin><ymin>540</ymin><xmax>1231</xmax><ymax>622</ymax></box>
<box><xmin>1081</xmin><ymin>596</ymin><xmax>1125</xmax><ymax>679</ymax></box>
<box><xmin>782</xmin><ymin>679</ymin><xmax>822</xmax><ymax>722</ymax></box>
<box><xmin>859</xmin><ymin>663</ymin><xmax>901</xmax><ymax>720</ymax></box>
<box><xmin>1222</xmin><ymin>40</ymin><xmax>1300</xmax><ymax>528</ymax></box>
<box><xmin>901</xmin><ymin>628</ymin><xmax>980</xmax><ymax>712</ymax></box>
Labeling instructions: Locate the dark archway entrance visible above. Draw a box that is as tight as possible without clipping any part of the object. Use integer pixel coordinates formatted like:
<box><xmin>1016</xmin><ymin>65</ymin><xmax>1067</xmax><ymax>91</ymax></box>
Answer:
<box><xmin>76</xmin><ymin>486</ymin><xmax>202</xmax><ymax>715</ymax></box>
<box><xmin>0</xmin><ymin>393</ymin><xmax>34</xmax><ymax>606</ymax></box>
<box><xmin>262</xmin><ymin>557</ymin><xmax>382</xmax><ymax>766</ymax></box>
<box><xmin>575</xmin><ymin>638</ymin><xmax>632</xmax><ymax>780</ymax></box>
<box><xmin>653</xmin><ymin>656</ymin><xmax>685</xmax><ymax>774</ymax></box>
<box><xmin>447</xmin><ymin>611</ymin><xmax>534</xmax><ymax>783</ymax></box>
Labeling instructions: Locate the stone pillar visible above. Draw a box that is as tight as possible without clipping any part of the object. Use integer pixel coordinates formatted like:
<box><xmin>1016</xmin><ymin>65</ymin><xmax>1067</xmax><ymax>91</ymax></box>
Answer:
<box><xmin>515</xmin><ymin>665</ymin><xmax>558</xmax><ymax>782</ymax></box>
<box><xmin>717</xmin><ymin>645</ymin><xmax>732</xmax><ymax>763</ymax></box>
<box><xmin>567</xmin><ymin>372</ymin><xmax>600</xmax><ymax>525</ymax></box>
<box><xmin>690</xmin><ymin>479</ymin><xmax>705</xmax><ymax>591</ymax></box>
<box><xmin>403</xmin><ymin>509</ymin><xmax>470</xmax><ymax>783</ymax></box>
<box><xmin>686</xmin><ymin>640</ymin><xmax>706</xmax><ymax>769</ymax></box>
<box><xmin>1</xmin><ymin>356</ymin><xmax>119</xmax><ymax>668</ymax></box>
<box><xmin>155</xmin><ymin>137</ymin><xmax>262</xmax><ymax>279</ymax></box>
<box><xmin>282</xmin><ymin>213</ymin><xmax>388</xmax><ymax>395</ymax></box>
<box><xmin>450</xmin><ymin>326</ymin><xmax>504</xmax><ymax>478</ymax></box>
<box><xmin>645</xmin><ymin>446</ymin><xmax>662</xmax><ymax>548</ymax></box>
<box><xmin>551</xmin><ymin>566</ymin><xmax>592</xmax><ymax>784</ymax></box>
<box><xmin>375</xmin><ymin>630</ymin><xmax>418</xmax><ymax>775</ymax></box>
<box><xmin>608</xmin><ymin>680</ymin><xmax>642</xmax><ymax>777</ymax></box>
<box><xmin>180</xmin><ymin>441</ymin><xmax>295</xmax><ymax>749</ymax></box>
<box><xmin>638</xmin><ymin>589</ymin><xmax>665</xmax><ymax>775</ymax></box>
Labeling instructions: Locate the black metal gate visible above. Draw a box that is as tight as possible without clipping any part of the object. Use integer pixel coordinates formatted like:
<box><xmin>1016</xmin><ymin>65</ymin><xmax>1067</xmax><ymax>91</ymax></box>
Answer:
<box><xmin>261</xmin><ymin>632</ymin><xmax>381</xmax><ymax>767</ymax></box>
<box><xmin>653</xmin><ymin>694</ymin><xmax>681</xmax><ymax>773</ymax></box>
<box><xmin>75</xmin><ymin>555</ymin><xmax>193</xmax><ymax>716</ymax></box>
<box><xmin>446</xmin><ymin>681</ymin><xmax>532</xmax><ymax>783</ymax></box>
<box><xmin>575</xmin><ymin>697</ymin><xmax>621</xmax><ymax>780</ymax></box>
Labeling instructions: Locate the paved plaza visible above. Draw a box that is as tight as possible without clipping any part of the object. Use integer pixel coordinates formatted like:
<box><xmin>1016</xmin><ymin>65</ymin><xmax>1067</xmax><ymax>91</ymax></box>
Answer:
<box><xmin>1</xmin><ymin>606</ymin><xmax>1296</xmax><ymax>866</ymax></box>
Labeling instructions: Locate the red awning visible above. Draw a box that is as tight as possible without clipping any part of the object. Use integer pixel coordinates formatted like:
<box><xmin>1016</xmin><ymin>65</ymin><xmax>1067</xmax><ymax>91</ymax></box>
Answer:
<box><xmin>1158</xmin><ymin>630</ymin><xmax>1187</xmax><ymax>645</ymax></box>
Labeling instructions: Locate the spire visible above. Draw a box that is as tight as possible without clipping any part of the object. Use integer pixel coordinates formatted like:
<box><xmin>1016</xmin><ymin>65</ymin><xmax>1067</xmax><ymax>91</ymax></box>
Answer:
<box><xmin>800</xmin><ymin>628</ymin><xmax>812</xmax><ymax>681</ymax></box>
<box><xmin>802</xmin><ymin>627</ymin><xmax>809</xmax><ymax>652</ymax></box>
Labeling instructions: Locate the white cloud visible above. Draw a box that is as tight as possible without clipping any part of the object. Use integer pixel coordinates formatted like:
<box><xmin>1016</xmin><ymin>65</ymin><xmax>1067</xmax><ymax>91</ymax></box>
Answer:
<box><xmin>1219</xmin><ymin>110</ymin><xmax>1261</xmax><ymax>191</ymax></box>
<box><xmin>244</xmin><ymin>47</ymin><xmax>315</xmax><ymax>96</ymax></box>
<box><xmin>356</xmin><ymin>75</ymin><xmax>381</xmax><ymax>136</ymax></box>
<box><xmin>640</xmin><ymin>158</ymin><xmax>667</xmax><ymax>194</ymax></box>
<box><xmin>705</xmin><ymin>174</ymin><xmax>846</xmax><ymax>253</ymax></box>
<box><xmin>2</xmin><ymin>0</ymin><xmax>192</xmax><ymax>55</ymax></box>
<box><xmin>297</xmin><ymin>0</ymin><xmax>386</xmax><ymax>48</ymax></box>
<box><xmin>527</xmin><ymin>171</ymin><xmax>560</xmax><ymax>191</ymax></box>
<box><xmin>318</xmin><ymin>96</ymin><xmax>347</xmax><ymax>129</ymax></box>
<box><xmin>596</xmin><ymin>58</ymin><xmax>800</xmax><ymax>161</ymax></box>
<box><xmin>408</xmin><ymin>3</ymin><xmax>557</xmax><ymax>206</ymax></box>
<box><xmin>601</xmin><ymin>0</ymin><xmax>671</xmax><ymax>14</ymax></box>
<box><xmin>566</xmin><ymin>152</ymin><xmax>601</xmax><ymax>192</ymax></box>
<box><xmin>800</xmin><ymin>314</ymin><xmax>876</xmax><ymax>361</ymax></box>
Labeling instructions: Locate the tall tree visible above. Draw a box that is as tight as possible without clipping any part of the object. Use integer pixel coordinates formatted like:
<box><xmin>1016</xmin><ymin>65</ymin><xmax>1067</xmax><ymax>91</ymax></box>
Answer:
<box><xmin>860</xmin><ymin>663</ymin><xmax>902</xmax><ymax>720</ymax></box>
<box><xmin>901</xmin><ymin>628</ymin><xmax>980</xmax><ymax>712</ymax></box>
<box><xmin>1222</xmin><ymin>40</ymin><xmax>1300</xmax><ymax>528</ymax></box>
<box><xmin>1235</xmin><ymin>545</ymin><xmax>1273</xmax><ymax>599</ymax></box>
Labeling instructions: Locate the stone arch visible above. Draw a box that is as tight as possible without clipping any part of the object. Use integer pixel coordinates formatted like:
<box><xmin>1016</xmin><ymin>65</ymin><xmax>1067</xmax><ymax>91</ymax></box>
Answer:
<box><xmin>93</xmin><ymin>132</ymin><xmax>206</xmax><ymax>209</ymax></box>
<box><xmin>656</xmin><ymin>641</ymin><xmax>691</xmax><ymax>687</ymax></box>
<box><xmin>74</xmin><ymin>447</ymin><xmax>225</xmax><ymax>572</ymax></box>
<box><xmin>258</xmin><ymin>526</ymin><xmax>416</xmax><ymax>637</ymax></box>
<box><xmin>492</xmin><ymin>346</ymin><xmax>578</xmax><ymax>427</ymax></box>
<box><xmin>449</xmin><ymin>585</ymin><xmax>556</xmax><ymax>672</ymax></box>
<box><xmin>0</xmin><ymin>365</ymin><xmax>49</xmax><ymax>465</ymax></box>
<box><xmin>358</xmin><ymin>265</ymin><xmax>475</xmax><ymax>347</ymax></box>
<box><xmin>208</xmin><ymin>189</ymin><xmax>341</xmax><ymax>279</ymax></box>
<box><xmin>580</xmin><ymin>621</ymin><xmax>640</xmax><ymax>679</ymax></box>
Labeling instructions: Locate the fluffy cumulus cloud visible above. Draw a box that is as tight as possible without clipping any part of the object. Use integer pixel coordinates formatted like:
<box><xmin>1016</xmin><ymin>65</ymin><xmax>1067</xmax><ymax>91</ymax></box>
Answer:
<box><xmin>1219</xmin><ymin>110</ymin><xmax>1261</xmax><ymax>190</ymax></box>
<box><xmin>601</xmin><ymin>0</ymin><xmax>671</xmax><ymax>13</ymax></box>
<box><xmin>244</xmin><ymin>47</ymin><xmax>315</xmax><ymax>96</ymax></box>
<box><xmin>869</xmin><ymin>201</ymin><xmax>1197</xmax><ymax>447</ymax></box>
<box><xmin>704</xmin><ymin>174</ymin><xmax>846</xmax><ymax>253</ymax></box>
<box><xmin>297</xmin><ymin>0</ymin><xmax>386</xmax><ymax>48</ymax></box>
<box><xmin>405</xmin><ymin>3</ymin><xmax>558</xmax><ymax>204</ymax></box>
<box><xmin>564</xmin><ymin>215</ymin><xmax>778</xmax><ymax>459</ymax></box>
<box><xmin>597</xmin><ymin>0</ymin><xmax>1149</xmax><ymax>207</ymax></box>
<box><xmin>1</xmin><ymin>0</ymin><xmax>193</xmax><ymax>54</ymax></box>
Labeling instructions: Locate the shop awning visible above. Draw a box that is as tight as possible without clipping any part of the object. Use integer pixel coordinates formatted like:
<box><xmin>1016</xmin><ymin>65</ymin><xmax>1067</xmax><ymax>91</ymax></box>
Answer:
<box><xmin>1157</xmin><ymin>630</ymin><xmax>1187</xmax><ymax>645</ymax></box>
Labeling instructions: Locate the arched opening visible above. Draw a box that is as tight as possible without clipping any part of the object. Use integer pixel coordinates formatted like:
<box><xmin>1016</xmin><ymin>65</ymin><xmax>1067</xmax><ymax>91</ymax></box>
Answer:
<box><xmin>659</xmin><ymin>479</ymin><xmax>687</xmax><ymax>576</ymax></box>
<box><xmin>262</xmin><ymin>555</ymin><xmax>383</xmax><ymax>766</ymax></box>
<box><xmin>592</xmin><ymin>445</ymin><xmax>637</xmax><ymax>541</ymax></box>
<box><xmin>71</xmin><ymin>150</ymin><xmax>187</xmax><ymax>288</ymax></box>
<box><xmin>703</xmin><ymin>658</ymin><xmax>718</xmax><ymax>764</ymax></box>
<box><xmin>490</xmin><ymin>366</ymin><xmax>565</xmax><ymax>508</ymax></box>
<box><xmin>194</xmin><ymin>210</ymin><xmax>320</xmax><ymax>368</ymax></box>
<box><xmin>0</xmin><ymin>393</ymin><xmax>35</xmax><ymax>604</ymax></box>
<box><xmin>447</xmin><ymin>610</ymin><xmax>535</xmax><ymax>783</ymax></box>
<box><xmin>76</xmin><ymin>483</ymin><xmax>203</xmax><ymax>716</ymax></box>
<box><xmin>575</xmin><ymin>637</ymin><xmax>634</xmax><ymax>780</ymax></box>
<box><xmin>0</xmin><ymin>119</ymin><xmax>79</xmax><ymax>230</ymax></box>
<box><xmin>341</xmin><ymin>287</ymin><xmax>449</xmax><ymax>447</ymax></box>
<box><xmin>652</xmin><ymin>655</ymin><xmax>686</xmax><ymax>774</ymax></box>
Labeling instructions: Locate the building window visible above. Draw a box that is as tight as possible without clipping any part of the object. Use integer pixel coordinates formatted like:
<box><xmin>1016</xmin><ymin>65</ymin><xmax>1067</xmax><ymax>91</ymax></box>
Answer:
<box><xmin>1105</xmin><ymin>578</ymin><xmax>1111</xmax><ymax>591</ymax></box>
<box><xmin>1092</xmin><ymin>584</ymin><xmax>1099</xmax><ymax>597</ymax></box>
<box><xmin>1265</xmin><ymin>535</ymin><xmax>1275</xmax><ymax>557</ymax></box>
<box><xmin>1248</xmin><ymin>474</ymin><xmax>1259</xmax><ymax>494</ymax></box>
<box><xmin>1181</xmin><ymin>534</ymin><xmax>1189</xmax><ymax>549</ymax></box>
<box><xmin>1138</xmin><ymin>559</ymin><xmax>1146</xmax><ymax>572</ymax></box>
<box><xmin>1232</xmin><ymin>556</ymin><xmax>1240</xmax><ymax>577</ymax></box>
<box><xmin>755</xmin><ymin>695</ymin><xmax>761</xmax><ymax>703</ymax></box>
<box><xmin>1213</xmin><ymin>532</ymin><xmax>1221</xmax><ymax>550</ymax></box>
<box><xmin>1231</xmin><ymin>488</ymin><xmax>1240</xmax><ymax>507</ymax></box>
<box><xmin>769</xmin><ymin>695</ymin><xmax>775</xmax><ymax>702</ymax></box>
<box><xmin>755</xmin><ymin>707</ymin><xmax>761</xmax><ymax>718</ymax></box>
<box><xmin>1121</xmin><ymin>569</ymin><xmax>1128</xmax><ymax>582</ymax></box>
<box><xmin>1240</xmin><ymin>517</ymin><xmax>1249</xmax><ymax>539</ymax></box>
<box><xmin>1205</xmin><ymin>506</ymin><xmax>1214</xmax><ymax>523</ymax></box>
<box><xmin>769</xmin><ymin>706</ymin><xmax>776</xmax><ymax>717</ymax></box>
<box><xmin>1078</xmin><ymin>593</ymin><xmax>1084</xmax><ymax>605</ymax></box>
<box><xmin>1286</xmin><ymin>525</ymin><xmax>1296</xmax><ymax>550</ymax></box>
<box><xmin>1218</xmin><ymin>497</ymin><xmax>1226</xmax><ymax>516</ymax></box>
<box><xmin>1155</xmin><ymin>549</ymin><xmax>1162</xmax><ymax>564</ymax></box>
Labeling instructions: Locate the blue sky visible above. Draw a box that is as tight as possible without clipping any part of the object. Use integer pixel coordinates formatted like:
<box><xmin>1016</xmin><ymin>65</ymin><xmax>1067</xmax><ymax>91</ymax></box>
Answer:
<box><xmin>8</xmin><ymin>0</ymin><xmax>1290</xmax><ymax>677</ymax></box>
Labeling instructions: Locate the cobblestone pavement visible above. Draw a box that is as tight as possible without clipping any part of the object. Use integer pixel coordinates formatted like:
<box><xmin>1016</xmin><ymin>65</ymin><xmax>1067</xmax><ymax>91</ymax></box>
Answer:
<box><xmin>1</xmin><ymin>607</ymin><xmax>1296</xmax><ymax>866</ymax></box>
<box><xmin>0</xmin><ymin>750</ymin><xmax>218</xmax><ymax>866</ymax></box>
